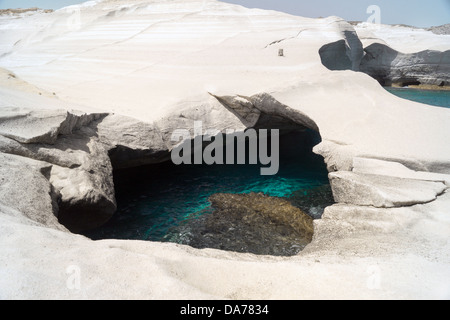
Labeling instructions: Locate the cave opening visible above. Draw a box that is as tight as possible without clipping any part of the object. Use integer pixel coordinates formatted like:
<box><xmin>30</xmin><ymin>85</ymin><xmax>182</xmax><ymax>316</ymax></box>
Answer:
<box><xmin>399</xmin><ymin>80</ymin><xmax>421</xmax><ymax>87</ymax></box>
<box><xmin>83</xmin><ymin>128</ymin><xmax>334</xmax><ymax>256</ymax></box>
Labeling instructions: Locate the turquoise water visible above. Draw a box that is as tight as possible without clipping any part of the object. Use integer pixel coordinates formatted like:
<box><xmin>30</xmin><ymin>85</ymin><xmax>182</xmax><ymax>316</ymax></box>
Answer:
<box><xmin>85</xmin><ymin>130</ymin><xmax>333</xmax><ymax>243</ymax></box>
<box><xmin>385</xmin><ymin>87</ymin><xmax>450</xmax><ymax>108</ymax></box>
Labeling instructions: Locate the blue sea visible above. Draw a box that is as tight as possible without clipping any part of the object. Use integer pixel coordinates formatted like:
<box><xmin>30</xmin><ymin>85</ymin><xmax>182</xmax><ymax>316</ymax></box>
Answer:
<box><xmin>385</xmin><ymin>87</ymin><xmax>450</xmax><ymax>108</ymax></box>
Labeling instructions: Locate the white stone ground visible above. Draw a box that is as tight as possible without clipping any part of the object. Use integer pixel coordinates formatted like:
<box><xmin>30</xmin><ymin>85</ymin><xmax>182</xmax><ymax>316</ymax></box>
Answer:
<box><xmin>0</xmin><ymin>0</ymin><xmax>449</xmax><ymax>299</ymax></box>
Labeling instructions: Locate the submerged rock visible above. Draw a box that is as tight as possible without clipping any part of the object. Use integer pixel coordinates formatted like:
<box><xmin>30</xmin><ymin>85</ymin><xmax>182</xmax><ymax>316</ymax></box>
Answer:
<box><xmin>210</xmin><ymin>193</ymin><xmax>314</xmax><ymax>237</ymax></box>
<box><xmin>168</xmin><ymin>192</ymin><xmax>314</xmax><ymax>256</ymax></box>
<box><xmin>288</xmin><ymin>184</ymin><xmax>335</xmax><ymax>219</ymax></box>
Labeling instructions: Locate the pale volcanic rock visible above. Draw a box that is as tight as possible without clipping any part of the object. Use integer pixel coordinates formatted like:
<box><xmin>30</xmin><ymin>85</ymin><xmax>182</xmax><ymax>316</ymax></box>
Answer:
<box><xmin>354</xmin><ymin>22</ymin><xmax>450</xmax><ymax>53</ymax></box>
<box><xmin>328</xmin><ymin>23</ymin><xmax>450</xmax><ymax>87</ymax></box>
<box><xmin>329</xmin><ymin>171</ymin><xmax>447</xmax><ymax>208</ymax></box>
<box><xmin>0</xmin><ymin>0</ymin><xmax>449</xmax><ymax>300</ymax></box>
<box><xmin>0</xmin><ymin>153</ymin><xmax>63</xmax><ymax>231</ymax></box>
<box><xmin>359</xmin><ymin>43</ymin><xmax>450</xmax><ymax>87</ymax></box>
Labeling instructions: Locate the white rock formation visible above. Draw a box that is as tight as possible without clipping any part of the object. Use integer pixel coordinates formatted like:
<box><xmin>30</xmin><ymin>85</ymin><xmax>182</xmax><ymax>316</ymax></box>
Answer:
<box><xmin>354</xmin><ymin>22</ymin><xmax>450</xmax><ymax>53</ymax></box>
<box><xmin>0</xmin><ymin>0</ymin><xmax>449</xmax><ymax>300</ymax></box>
<box><xmin>329</xmin><ymin>171</ymin><xmax>447</xmax><ymax>208</ymax></box>
<box><xmin>322</xmin><ymin>23</ymin><xmax>450</xmax><ymax>87</ymax></box>
<box><xmin>352</xmin><ymin>157</ymin><xmax>450</xmax><ymax>186</ymax></box>
<box><xmin>359</xmin><ymin>43</ymin><xmax>450</xmax><ymax>87</ymax></box>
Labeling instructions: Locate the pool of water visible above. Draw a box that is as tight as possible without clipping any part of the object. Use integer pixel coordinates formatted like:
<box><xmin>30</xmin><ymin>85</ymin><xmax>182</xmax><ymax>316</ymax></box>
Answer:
<box><xmin>385</xmin><ymin>87</ymin><xmax>450</xmax><ymax>108</ymax></box>
<box><xmin>85</xmin><ymin>130</ymin><xmax>333</xmax><ymax>252</ymax></box>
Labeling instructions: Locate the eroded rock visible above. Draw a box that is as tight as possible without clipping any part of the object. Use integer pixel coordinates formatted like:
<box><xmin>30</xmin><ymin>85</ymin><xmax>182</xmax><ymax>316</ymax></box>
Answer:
<box><xmin>49</xmin><ymin>138</ymin><xmax>116</xmax><ymax>233</ymax></box>
<box><xmin>97</xmin><ymin>114</ymin><xmax>169</xmax><ymax>169</ymax></box>
<box><xmin>359</xmin><ymin>43</ymin><xmax>450</xmax><ymax>87</ymax></box>
<box><xmin>212</xmin><ymin>92</ymin><xmax>320</xmax><ymax>132</ymax></box>
<box><xmin>0</xmin><ymin>108</ymin><xmax>118</xmax><ymax>232</ymax></box>
<box><xmin>0</xmin><ymin>107</ymin><xmax>106</xmax><ymax>144</ymax></box>
<box><xmin>329</xmin><ymin>171</ymin><xmax>447</xmax><ymax>208</ymax></box>
<box><xmin>0</xmin><ymin>153</ymin><xmax>64</xmax><ymax>231</ymax></box>
<box><xmin>318</xmin><ymin>20</ymin><xmax>364</xmax><ymax>71</ymax></box>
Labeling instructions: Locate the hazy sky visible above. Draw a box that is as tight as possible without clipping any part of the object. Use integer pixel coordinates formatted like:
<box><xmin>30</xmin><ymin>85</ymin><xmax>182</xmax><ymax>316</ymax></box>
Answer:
<box><xmin>0</xmin><ymin>0</ymin><xmax>448</xmax><ymax>28</ymax></box>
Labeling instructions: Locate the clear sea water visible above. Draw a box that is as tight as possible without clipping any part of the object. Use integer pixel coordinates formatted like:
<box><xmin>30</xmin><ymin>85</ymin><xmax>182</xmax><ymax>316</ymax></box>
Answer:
<box><xmin>85</xmin><ymin>130</ymin><xmax>333</xmax><ymax>246</ymax></box>
<box><xmin>385</xmin><ymin>87</ymin><xmax>450</xmax><ymax>108</ymax></box>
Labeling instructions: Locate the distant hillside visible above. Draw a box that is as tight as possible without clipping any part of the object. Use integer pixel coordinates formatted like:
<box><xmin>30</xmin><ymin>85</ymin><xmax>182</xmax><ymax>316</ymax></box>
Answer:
<box><xmin>350</xmin><ymin>21</ymin><xmax>450</xmax><ymax>35</ymax></box>
<box><xmin>428</xmin><ymin>24</ymin><xmax>450</xmax><ymax>35</ymax></box>
<box><xmin>0</xmin><ymin>8</ymin><xmax>53</xmax><ymax>16</ymax></box>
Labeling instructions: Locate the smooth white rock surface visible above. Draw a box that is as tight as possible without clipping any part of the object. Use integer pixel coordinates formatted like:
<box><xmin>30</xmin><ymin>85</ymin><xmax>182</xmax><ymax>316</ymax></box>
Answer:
<box><xmin>0</xmin><ymin>0</ymin><xmax>449</xmax><ymax>299</ymax></box>
<box><xmin>354</xmin><ymin>22</ymin><xmax>450</xmax><ymax>53</ymax></box>
<box><xmin>329</xmin><ymin>171</ymin><xmax>447</xmax><ymax>208</ymax></box>
<box><xmin>352</xmin><ymin>157</ymin><xmax>450</xmax><ymax>187</ymax></box>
